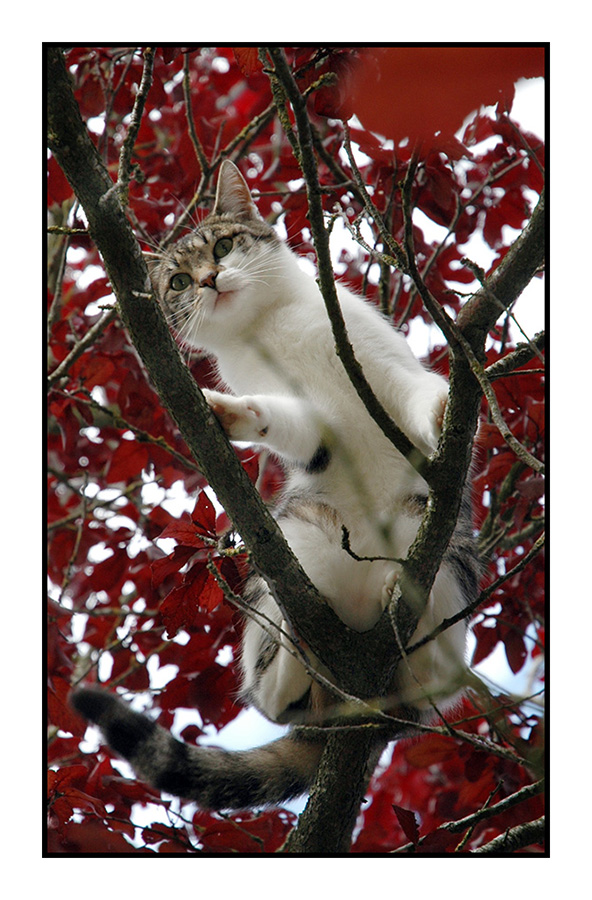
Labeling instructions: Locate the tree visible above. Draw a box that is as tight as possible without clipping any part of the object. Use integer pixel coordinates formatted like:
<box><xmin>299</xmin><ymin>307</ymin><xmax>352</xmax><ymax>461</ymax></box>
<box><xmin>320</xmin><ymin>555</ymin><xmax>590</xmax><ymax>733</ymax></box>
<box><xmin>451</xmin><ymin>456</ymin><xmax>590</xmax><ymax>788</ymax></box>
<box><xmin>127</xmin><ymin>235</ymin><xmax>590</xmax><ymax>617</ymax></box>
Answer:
<box><xmin>46</xmin><ymin>45</ymin><xmax>546</xmax><ymax>855</ymax></box>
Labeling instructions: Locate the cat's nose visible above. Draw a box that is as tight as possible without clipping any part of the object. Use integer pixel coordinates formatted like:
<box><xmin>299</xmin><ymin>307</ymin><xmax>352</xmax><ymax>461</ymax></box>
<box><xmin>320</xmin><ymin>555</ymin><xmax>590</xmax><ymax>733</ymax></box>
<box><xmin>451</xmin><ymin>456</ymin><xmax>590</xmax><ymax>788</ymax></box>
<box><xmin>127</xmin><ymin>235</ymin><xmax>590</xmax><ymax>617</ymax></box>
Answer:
<box><xmin>200</xmin><ymin>271</ymin><xmax>218</xmax><ymax>290</ymax></box>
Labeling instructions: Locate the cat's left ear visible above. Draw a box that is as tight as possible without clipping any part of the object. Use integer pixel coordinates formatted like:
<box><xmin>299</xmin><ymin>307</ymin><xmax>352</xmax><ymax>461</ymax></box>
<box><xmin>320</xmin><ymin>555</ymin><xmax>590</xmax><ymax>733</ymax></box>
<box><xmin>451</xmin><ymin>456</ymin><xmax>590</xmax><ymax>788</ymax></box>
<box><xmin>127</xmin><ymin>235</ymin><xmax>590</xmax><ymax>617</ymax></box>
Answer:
<box><xmin>213</xmin><ymin>160</ymin><xmax>260</xmax><ymax>220</ymax></box>
<box><xmin>142</xmin><ymin>250</ymin><xmax>162</xmax><ymax>276</ymax></box>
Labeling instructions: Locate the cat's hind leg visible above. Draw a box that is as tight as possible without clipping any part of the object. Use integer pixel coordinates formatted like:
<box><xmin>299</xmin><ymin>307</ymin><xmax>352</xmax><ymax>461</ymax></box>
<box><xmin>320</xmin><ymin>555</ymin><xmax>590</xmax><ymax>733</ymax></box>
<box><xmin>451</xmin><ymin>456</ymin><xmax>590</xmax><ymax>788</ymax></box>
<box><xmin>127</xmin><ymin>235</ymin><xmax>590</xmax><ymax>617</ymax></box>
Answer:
<box><xmin>239</xmin><ymin>578</ymin><xmax>314</xmax><ymax>724</ymax></box>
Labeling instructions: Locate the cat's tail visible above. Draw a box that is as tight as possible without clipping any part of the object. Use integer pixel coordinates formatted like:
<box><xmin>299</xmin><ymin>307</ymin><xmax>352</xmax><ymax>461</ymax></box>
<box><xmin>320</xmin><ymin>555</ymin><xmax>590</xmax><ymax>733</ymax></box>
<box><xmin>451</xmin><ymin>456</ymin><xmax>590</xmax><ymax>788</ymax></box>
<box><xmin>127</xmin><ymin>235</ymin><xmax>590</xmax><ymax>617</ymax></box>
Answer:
<box><xmin>70</xmin><ymin>687</ymin><xmax>324</xmax><ymax>810</ymax></box>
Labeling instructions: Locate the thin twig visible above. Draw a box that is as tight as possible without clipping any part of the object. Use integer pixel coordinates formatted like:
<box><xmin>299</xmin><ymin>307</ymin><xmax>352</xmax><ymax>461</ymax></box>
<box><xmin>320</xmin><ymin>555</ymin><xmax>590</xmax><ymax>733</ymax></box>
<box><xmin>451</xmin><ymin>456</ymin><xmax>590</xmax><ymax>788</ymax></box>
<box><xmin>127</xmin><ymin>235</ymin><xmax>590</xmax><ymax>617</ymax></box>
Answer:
<box><xmin>392</xmin><ymin>779</ymin><xmax>544</xmax><ymax>854</ymax></box>
<box><xmin>400</xmin><ymin>154</ymin><xmax>461</xmax><ymax>347</ymax></box>
<box><xmin>451</xmin><ymin>325</ymin><xmax>545</xmax><ymax>475</ymax></box>
<box><xmin>47</xmin><ymin>226</ymin><xmax>89</xmax><ymax>235</ymax></box>
<box><xmin>341</xmin><ymin>123</ymin><xmax>407</xmax><ymax>271</ymax></box>
<box><xmin>461</xmin><ymin>256</ymin><xmax>545</xmax><ymax>364</ymax></box>
<box><xmin>115</xmin><ymin>47</ymin><xmax>155</xmax><ymax>205</ymax></box>
<box><xmin>182</xmin><ymin>52</ymin><xmax>209</xmax><ymax>176</ymax></box>
<box><xmin>47</xmin><ymin>306</ymin><xmax>119</xmax><ymax>388</ymax></box>
<box><xmin>405</xmin><ymin>532</ymin><xmax>545</xmax><ymax>655</ymax></box>
<box><xmin>56</xmin><ymin>472</ymin><xmax>88</xmax><ymax>604</ymax></box>
<box><xmin>47</xmin><ymin>473</ymin><xmax>148</xmax><ymax>531</ymax></box>
<box><xmin>486</xmin><ymin>331</ymin><xmax>545</xmax><ymax>380</ymax></box>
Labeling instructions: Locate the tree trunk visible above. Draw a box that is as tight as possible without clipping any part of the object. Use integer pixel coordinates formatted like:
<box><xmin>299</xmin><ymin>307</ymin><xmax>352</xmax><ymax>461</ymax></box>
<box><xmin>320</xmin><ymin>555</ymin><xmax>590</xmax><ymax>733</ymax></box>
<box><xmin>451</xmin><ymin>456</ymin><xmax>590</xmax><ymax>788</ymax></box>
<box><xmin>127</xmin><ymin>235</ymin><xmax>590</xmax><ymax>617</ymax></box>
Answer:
<box><xmin>283</xmin><ymin>731</ymin><xmax>385</xmax><ymax>853</ymax></box>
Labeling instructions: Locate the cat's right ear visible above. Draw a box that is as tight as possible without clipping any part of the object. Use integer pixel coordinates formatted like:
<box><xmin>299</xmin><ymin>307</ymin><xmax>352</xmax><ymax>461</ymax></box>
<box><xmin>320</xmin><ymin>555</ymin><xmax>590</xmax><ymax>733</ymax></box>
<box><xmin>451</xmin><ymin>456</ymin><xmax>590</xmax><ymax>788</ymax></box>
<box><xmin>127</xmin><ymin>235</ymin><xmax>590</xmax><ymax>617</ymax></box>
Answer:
<box><xmin>212</xmin><ymin>160</ymin><xmax>260</xmax><ymax>221</ymax></box>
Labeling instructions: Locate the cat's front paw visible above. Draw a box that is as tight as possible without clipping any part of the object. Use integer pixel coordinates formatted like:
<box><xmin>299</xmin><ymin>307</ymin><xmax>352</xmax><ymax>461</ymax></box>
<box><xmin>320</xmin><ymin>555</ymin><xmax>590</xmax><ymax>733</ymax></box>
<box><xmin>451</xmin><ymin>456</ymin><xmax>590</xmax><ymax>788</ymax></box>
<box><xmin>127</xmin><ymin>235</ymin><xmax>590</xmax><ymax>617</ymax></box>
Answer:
<box><xmin>413</xmin><ymin>388</ymin><xmax>448</xmax><ymax>455</ymax></box>
<box><xmin>203</xmin><ymin>389</ymin><xmax>269</xmax><ymax>442</ymax></box>
<box><xmin>435</xmin><ymin>393</ymin><xmax>447</xmax><ymax>431</ymax></box>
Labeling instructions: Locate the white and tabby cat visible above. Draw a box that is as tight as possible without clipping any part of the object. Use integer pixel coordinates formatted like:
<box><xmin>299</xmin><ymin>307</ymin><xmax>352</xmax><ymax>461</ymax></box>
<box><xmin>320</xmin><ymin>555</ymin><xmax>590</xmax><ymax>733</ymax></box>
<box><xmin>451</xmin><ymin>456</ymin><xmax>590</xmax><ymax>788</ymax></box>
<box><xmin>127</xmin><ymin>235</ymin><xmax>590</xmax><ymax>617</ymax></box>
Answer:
<box><xmin>72</xmin><ymin>161</ymin><xmax>479</xmax><ymax>809</ymax></box>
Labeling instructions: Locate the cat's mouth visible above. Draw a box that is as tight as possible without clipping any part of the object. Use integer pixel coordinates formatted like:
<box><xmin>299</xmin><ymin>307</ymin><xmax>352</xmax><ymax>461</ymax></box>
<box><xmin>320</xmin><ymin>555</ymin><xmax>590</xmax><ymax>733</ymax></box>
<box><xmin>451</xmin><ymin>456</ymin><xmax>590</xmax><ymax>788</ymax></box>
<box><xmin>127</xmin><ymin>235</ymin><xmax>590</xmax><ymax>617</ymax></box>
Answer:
<box><xmin>213</xmin><ymin>290</ymin><xmax>235</xmax><ymax>306</ymax></box>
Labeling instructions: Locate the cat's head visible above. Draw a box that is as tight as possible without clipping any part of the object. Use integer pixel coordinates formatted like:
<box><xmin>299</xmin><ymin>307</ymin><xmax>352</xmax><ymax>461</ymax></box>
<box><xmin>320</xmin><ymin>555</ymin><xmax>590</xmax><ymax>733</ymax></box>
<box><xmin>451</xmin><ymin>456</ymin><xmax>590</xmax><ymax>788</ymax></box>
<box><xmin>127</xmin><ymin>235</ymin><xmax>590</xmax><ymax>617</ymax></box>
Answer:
<box><xmin>148</xmin><ymin>161</ymin><xmax>284</xmax><ymax>352</ymax></box>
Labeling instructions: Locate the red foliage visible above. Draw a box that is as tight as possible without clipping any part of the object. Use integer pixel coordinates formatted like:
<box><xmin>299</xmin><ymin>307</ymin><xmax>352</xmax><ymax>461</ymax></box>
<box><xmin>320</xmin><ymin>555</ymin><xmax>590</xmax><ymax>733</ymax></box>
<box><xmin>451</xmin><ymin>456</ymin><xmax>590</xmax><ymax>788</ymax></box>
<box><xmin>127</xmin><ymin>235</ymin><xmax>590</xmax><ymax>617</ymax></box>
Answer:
<box><xmin>353</xmin><ymin>699</ymin><xmax>544</xmax><ymax>853</ymax></box>
<box><xmin>47</xmin><ymin>46</ymin><xmax>545</xmax><ymax>855</ymax></box>
<box><xmin>350</xmin><ymin>47</ymin><xmax>545</xmax><ymax>147</ymax></box>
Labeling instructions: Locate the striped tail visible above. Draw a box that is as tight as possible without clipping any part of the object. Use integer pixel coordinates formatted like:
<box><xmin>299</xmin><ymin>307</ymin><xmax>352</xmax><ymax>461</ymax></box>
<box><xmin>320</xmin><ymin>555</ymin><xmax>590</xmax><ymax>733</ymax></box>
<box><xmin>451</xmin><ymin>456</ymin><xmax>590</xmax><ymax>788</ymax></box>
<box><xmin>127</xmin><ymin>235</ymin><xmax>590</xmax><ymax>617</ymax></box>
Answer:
<box><xmin>70</xmin><ymin>687</ymin><xmax>323</xmax><ymax>810</ymax></box>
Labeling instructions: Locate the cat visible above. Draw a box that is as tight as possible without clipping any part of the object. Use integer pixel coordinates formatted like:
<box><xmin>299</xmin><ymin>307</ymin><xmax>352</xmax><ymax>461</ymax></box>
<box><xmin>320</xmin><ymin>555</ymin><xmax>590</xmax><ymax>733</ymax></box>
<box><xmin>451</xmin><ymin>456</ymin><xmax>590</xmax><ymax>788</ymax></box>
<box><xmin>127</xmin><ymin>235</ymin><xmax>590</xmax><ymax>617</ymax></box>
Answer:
<box><xmin>71</xmin><ymin>160</ymin><xmax>479</xmax><ymax>810</ymax></box>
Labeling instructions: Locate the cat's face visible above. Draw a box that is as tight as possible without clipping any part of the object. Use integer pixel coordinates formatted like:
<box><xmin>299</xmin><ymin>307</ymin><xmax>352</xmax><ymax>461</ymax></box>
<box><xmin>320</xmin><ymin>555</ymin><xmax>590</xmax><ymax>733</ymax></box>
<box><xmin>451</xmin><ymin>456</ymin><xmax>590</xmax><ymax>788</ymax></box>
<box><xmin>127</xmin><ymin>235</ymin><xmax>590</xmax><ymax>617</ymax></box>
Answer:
<box><xmin>149</xmin><ymin>162</ymin><xmax>283</xmax><ymax>351</ymax></box>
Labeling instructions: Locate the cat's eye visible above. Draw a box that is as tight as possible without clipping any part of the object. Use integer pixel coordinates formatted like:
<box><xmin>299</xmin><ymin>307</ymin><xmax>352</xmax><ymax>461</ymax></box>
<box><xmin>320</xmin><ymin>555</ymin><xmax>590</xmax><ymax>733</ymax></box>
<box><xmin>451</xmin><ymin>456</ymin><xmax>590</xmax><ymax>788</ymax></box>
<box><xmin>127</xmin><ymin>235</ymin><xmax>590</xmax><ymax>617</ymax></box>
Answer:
<box><xmin>169</xmin><ymin>272</ymin><xmax>193</xmax><ymax>292</ymax></box>
<box><xmin>213</xmin><ymin>237</ymin><xmax>233</xmax><ymax>260</ymax></box>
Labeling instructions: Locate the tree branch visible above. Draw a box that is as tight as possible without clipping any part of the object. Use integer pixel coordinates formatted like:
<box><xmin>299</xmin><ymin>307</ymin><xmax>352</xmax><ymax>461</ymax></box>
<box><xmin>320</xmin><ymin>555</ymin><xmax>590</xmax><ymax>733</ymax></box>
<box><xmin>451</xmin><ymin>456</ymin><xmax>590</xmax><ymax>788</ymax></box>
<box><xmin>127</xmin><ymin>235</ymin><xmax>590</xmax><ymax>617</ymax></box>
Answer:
<box><xmin>401</xmin><ymin>154</ymin><xmax>462</xmax><ymax>348</ymax></box>
<box><xmin>282</xmin><ymin>729</ymin><xmax>385</xmax><ymax>853</ymax></box>
<box><xmin>468</xmin><ymin>815</ymin><xmax>545</xmax><ymax>855</ymax></box>
<box><xmin>392</xmin><ymin>778</ymin><xmax>545</xmax><ymax>854</ymax></box>
<box><xmin>456</xmin><ymin>187</ymin><xmax>546</xmax><ymax>344</ymax></box>
<box><xmin>114</xmin><ymin>47</ymin><xmax>155</xmax><ymax>205</ymax></box>
<box><xmin>259</xmin><ymin>47</ymin><xmax>545</xmax><ymax>852</ymax></box>
<box><xmin>397</xmin><ymin>166</ymin><xmax>545</xmax><ymax>607</ymax></box>
<box><xmin>264</xmin><ymin>43</ymin><xmax>463</xmax><ymax>672</ymax></box>
<box><xmin>182</xmin><ymin>51</ymin><xmax>209</xmax><ymax>177</ymax></box>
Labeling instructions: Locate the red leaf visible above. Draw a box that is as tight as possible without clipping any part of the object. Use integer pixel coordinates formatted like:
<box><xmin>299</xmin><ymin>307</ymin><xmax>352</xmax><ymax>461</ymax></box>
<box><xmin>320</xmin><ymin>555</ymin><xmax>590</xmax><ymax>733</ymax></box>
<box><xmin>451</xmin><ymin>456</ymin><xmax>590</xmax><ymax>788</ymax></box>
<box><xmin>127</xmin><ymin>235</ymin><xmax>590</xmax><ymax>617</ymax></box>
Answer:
<box><xmin>160</xmin><ymin>46</ymin><xmax>201</xmax><ymax>65</ymax></box>
<box><xmin>191</xmin><ymin>490</ymin><xmax>217</xmax><ymax>536</ymax></box>
<box><xmin>233</xmin><ymin>47</ymin><xmax>262</xmax><ymax>77</ymax></box>
<box><xmin>106</xmin><ymin>439</ymin><xmax>149</xmax><ymax>484</ymax></box>
<box><xmin>464</xmin><ymin>750</ymin><xmax>490</xmax><ymax>783</ymax></box>
<box><xmin>471</xmin><ymin>621</ymin><xmax>500</xmax><ymax>667</ymax></box>
<box><xmin>48</xmin><ymin>677</ymin><xmax>85</xmax><ymax>735</ymax></box>
<box><xmin>404</xmin><ymin>734</ymin><xmax>458</xmax><ymax>767</ymax></box>
<box><xmin>351</xmin><ymin>47</ymin><xmax>545</xmax><ymax>146</ymax></box>
<box><xmin>48</xmin><ymin>154</ymin><xmax>73</xmax><ymax>205</ymax></box>
<box><xmin>160</xmin><ymin>663</ymin><xmax>240</xmax><ymax>728</ymax></box>
<box><xmin>419</xmin><ymin>829</ymin><xmax>461</xmax><ymax>853</ymax></box>
<box><xmin>48</xmin><ymin>764</ymin><xmax>90</xmax><ymax>795</ymax></box>
<box><xmin>49</xmin><ymin>820</ymin><xmax>137</xmax><ymax>853</ymax></box>
<box><xmin>194</xmin><ymin>807</ymin><xmax>294</xmax><ymax>853</ymax></box>
<box><xmin>393</xmin><ymin>805</ymin><xmax>420</xmax><ymax>846</ymax></box>
<box><xmin>88</xmin><ymin>548</ymin><xmax>129</xmax><ymax>595</ymax></box>
<box><xmin>123</xmin><ymin>662</ymin><xmax>151</xmax><ymax>692</ymax></box>
<box><xmin>503</xmin><ymin>629</ymin><xmax>528</xmax><ymax>674</ymax></box>
<box><xmin>79</xmin><ymin>354</ymin><xmax>116</xmax><ymax>391</ymax></box>
<box><xmin>159</xmin><ymin>572</ymin><xmax>207</xmax><ymax>637</ymax></box>
<box><xmin>158</xmin><ymin>564</ymin><xmax>223</xmax><ymax>636</ymax></box>
<box><xmin>151</xmin><ymin>545</ymin><xmax>195</xmax><ymax>587</ymax></box>
<box><xmin>158</xmin><ymin>513</ymin><xmax>209</xmax><ymax>549</ymax></box>
<box><xmin>196</xmin><ymin>570</ymin><xmax>224</xmax><ymax>612</ymax></box>
<box><xmin>235</xmin><ymin>446</ymin><xmax>260</xmax><ymax>484</ymax></box>
<box><xmin>311</xmin><ymin>51</ymin><xmax>359</xmax><ymax>120</ymax></box>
